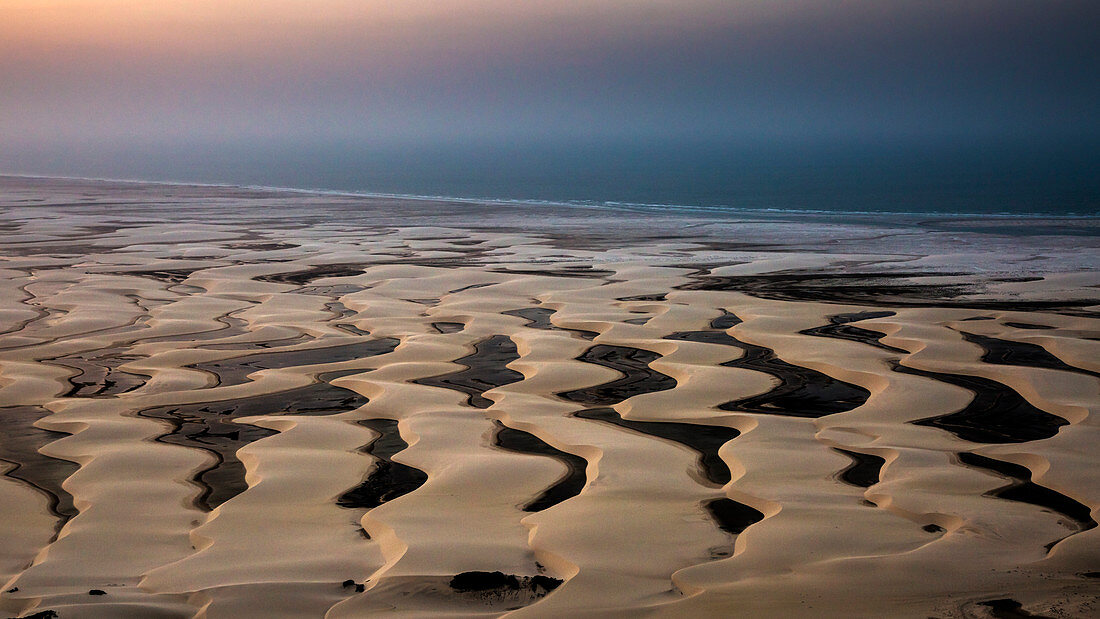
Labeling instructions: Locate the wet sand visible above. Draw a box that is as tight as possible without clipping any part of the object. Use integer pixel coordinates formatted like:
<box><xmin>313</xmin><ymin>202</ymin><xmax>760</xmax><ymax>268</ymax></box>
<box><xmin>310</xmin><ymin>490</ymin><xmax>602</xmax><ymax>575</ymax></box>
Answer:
<box><xmin>0</xmin><ymin>175</ymin><xmax>1098</xmax><ymax>617</ymax></box>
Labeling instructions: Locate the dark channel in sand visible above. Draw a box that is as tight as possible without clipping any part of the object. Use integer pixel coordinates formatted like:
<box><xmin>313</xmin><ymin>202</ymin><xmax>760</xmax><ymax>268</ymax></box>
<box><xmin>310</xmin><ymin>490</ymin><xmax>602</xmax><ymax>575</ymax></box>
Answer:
<box><xmin>679</xmin><ymin>272</ymin><xmax>977</xmax><ymax>300</ymax></box>
<box><xmin>709</xmin><ymin>311</ymin><xmax>743</xmax><ymax>330</ymax></box>
<box><xmin>195</xmin><ymin>332</ymin><xmax>313</xmax><ymax>351</ymax></box>
<box><xmin>334</xmin><ymin>323</ymin><xmax>371</xmax><ymax>336</ymax></box>
<box><xmin>449</xmin><ymin>571</ymin><xmax>562</xmax><ymax>596</ymax></box>
<box><xmin>665</xmin><ymin>326</ymin><xmax>870</xmax><ymax>418</ymax></box>
<box><xmin>666</xmin><ymin>329</ymin><xmax>742</xmax><ymax>348</ymax></box>
<box><xmin>223</xmin><ymin>241</ymin><xmax>301</xmax><ymax>252</ymax></box>
<box><xmin>49</xmin><ymin>349</ymin><xmax>148</xmax><ymax>397</ymax></box>
<box><xmin>960</xmin><ymin>332</ymin><xmax>1099</xmax><ymax>378</ymax></box>
<box><xmin>256</xmin><ymin>264</ymin><xmax>368</xmax><ymax>286</ymax></box>
<box><xmin>976</xmin><ymin>598</ymin><xmax>1054</xmax><ymax>619</ymax></box>
<box><xmin>717</xmin><ymin>336</ymin><xmax>869</xmax><ymax>417</ymax></box>
<box><xmin>502</xmin><ymin>308</ymin><xmax>598</xmax><ymax>340</ymax></box>
<box><xmin>832</xmin><ymin>448</ymin><xmax>886</xmax><ymax>488</ymax></box>
<box><xmin>0</xmin><ymin>311</ymin><xmax>151</xmax><ymax>354</ymax></box>
<box><xmin>141</xmin><ymin>268</ymin><xmax>204</xmax><ymax>284</ymax></box>
<box><xmin>448</xmin><ymin>283</ymin><xmax>494</xmax><ymax>294</ymax></box>
<box><xmin>575</xmin><ymin>408</ymin><xmax>739</xmax><ymax>486</ymax></box>
<box><xmin>895</xmin><ymin>363</ymin><xmax>1068</xmax><ymax>443</ymax></box>
<box><xmin>705</xmin><ymin>498</ymin><xmax>766</xmax><ymax>535</ymax></box>
<box><xmin>557</xmin><ymin>345</ymin><xmax>676</xmax><ymax>406</ymax></box>
<box><xmin>1003</xmin><ymin>322</ymin><xmax>1056</xmax><ymax>330</ymax></box>
<box><xmin>0</xmin><ymin>406</ymin><xmax>78</xmax><ymax>524</ymax></box>
<box><xmin>678</xmin><ymin>272</ymin><xmax>1100</xmax><ymax>313</ymax></box>
<box><xmin>957</xmin><ymin>452</ymin><xmax>1096</xmax><ymax>547</ymax></box>
<box><xmin>293</xmin><ymin>284</ymin><xmax>365</xmax><ymax>297</ymax></box>
<box><xmin>338</xmin><ymin>418</ymin><xmax>428</xmax><ymax>509</ymax></box>
<box><xmin>800</xmin><ymin>311</ymin><xmax>908</xmax><ymax>354</ymax></box>
<box><xmin>412</xmin><ymin>335</ymin><xmax>523</xmax><ymax>408</ymax></box>
<box><xmin>135</xmin><ymin>315</ymin><xmax>250</xmax><ymax>345</ymax></box>
<box><xmin>489</xmin><ymin>265</ymin><xmax>616</xmax><ymax>279</ymax></box>
<box><xmin>492</xmin><ymin>422</ymin><xmax>588</xmax><ymax>512</ymax></box>
<box><xmin>140</xmin><ymin>371</ymin><xmax>368</xmax><ymax>511</ymax></box>
<box><xmin>432</xmin><ymin>322</ymin><xmax>465</xmax><ymax>334</ymax></box>
<box><xmin>193</xmin><ymin>338</ymin><xmax>398</xmax><ymax>387</ymax></box>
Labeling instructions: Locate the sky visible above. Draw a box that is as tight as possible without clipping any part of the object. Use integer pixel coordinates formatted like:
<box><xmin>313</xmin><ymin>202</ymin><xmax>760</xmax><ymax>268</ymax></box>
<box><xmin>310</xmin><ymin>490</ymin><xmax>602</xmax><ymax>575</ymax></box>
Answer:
<box><xmin>1</xmin><ymin>0</ymin><xmax>1098</xmax><ymax>207</ymax></box>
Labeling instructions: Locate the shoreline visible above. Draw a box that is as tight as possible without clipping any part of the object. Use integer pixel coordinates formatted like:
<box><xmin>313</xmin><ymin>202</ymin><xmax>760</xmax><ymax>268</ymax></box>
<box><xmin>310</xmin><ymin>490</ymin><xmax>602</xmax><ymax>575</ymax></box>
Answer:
<box><xmin>3</xmin><ymin>174</ymin><xmax>1097</xmax><ymax>313</ymax></box>
<box><xmin>4</xmin><ymin>173</ymin><xmax>1098</xmax><ymax>222</ymax></box>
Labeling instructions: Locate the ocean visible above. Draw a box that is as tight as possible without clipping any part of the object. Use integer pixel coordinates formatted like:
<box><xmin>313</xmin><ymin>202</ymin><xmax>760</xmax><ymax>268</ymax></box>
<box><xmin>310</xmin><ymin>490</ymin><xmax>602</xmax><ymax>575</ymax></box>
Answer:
<box><xmin>4</xmin><ymin>138</ymin><xmax>1098</xmax><ymax>217</ymax></box>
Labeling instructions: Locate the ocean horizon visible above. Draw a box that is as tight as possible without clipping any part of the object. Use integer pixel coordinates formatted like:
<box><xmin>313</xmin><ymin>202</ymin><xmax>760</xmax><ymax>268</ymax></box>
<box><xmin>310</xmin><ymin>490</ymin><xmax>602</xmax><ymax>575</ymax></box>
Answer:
<box><xmin>4</xmin><ymin>138</ymin><xmax>1098</xmax><ymax>218</ymax></box>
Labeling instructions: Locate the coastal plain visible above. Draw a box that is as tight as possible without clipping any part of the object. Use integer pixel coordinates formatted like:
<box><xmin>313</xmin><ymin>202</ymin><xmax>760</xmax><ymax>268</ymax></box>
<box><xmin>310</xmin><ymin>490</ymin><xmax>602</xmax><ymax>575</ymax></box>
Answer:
<box><xmin>0</xmin><ymin>177</ymin><xmax>1097</xmax><ymax>618</ymax></box>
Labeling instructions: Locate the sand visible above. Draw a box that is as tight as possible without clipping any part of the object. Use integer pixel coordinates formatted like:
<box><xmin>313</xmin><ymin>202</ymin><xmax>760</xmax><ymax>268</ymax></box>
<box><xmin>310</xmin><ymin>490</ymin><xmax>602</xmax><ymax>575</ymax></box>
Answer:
<box><xmin>0</xmin><ymin>175</ymin><xmax>1097</xmax><ymax>617</ymax></box>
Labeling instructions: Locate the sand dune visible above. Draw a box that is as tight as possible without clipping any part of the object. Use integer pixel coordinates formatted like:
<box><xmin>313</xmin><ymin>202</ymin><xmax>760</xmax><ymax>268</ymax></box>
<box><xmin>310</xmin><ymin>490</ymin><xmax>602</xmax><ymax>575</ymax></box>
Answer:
<box><xmin>0</xmin><ymin>177</ymin><xmax>1098</xmax><ymax>617</ymax></box>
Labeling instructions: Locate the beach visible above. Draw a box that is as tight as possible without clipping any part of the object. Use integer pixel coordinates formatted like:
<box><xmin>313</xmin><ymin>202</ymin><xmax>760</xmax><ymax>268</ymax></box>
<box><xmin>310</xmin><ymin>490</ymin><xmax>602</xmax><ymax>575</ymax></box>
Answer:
<box><xmin>0</xmin><ymin>175</ymin><xmax>1097</xmax><ymax>618</ymax></box>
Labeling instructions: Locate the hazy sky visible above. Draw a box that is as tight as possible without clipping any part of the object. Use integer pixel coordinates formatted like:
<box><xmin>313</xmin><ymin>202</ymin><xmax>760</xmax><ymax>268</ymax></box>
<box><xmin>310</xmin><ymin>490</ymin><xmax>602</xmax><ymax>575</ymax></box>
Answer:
<box><xmin>2</xmin><ymin>1</ymin><xmax>1098</xmax><ymax>179</ymax></box>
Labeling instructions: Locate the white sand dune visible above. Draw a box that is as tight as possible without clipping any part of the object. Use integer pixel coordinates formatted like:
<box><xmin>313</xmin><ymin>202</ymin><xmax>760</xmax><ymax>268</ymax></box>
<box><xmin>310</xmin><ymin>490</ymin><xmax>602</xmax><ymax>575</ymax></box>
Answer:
<box><xmin>0</xmin><ymin>177</ymin><xmax>1097</xmax><ymax>618</ymax></box>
